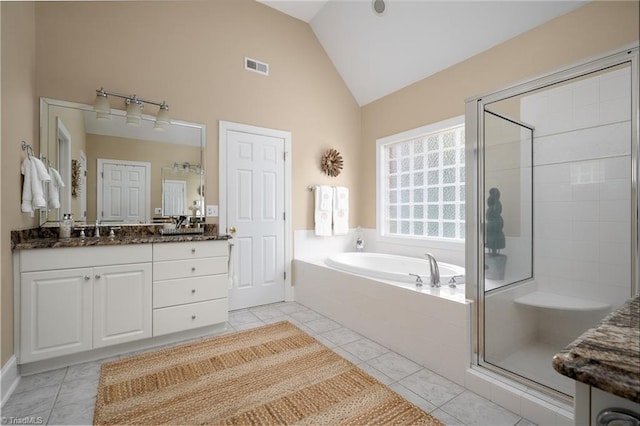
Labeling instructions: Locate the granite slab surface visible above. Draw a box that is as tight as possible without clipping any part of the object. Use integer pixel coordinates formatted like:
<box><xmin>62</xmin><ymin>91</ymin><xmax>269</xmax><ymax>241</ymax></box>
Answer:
<box><xmin>11</xmin><ymin>224</ymin><xmax>229</xmax><ymax>250</ymax></box>
<box><xmin>553</xmin><ymin>295</ymin><xmax>640</xmax><ymax>403</ymax></box>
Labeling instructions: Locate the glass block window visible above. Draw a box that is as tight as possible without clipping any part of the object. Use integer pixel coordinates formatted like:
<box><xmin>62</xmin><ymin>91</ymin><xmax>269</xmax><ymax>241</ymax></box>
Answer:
<box><xmin>380</xmin><ymin>119</ymin><xmax>465</xmax><ymax>241</ymax></box>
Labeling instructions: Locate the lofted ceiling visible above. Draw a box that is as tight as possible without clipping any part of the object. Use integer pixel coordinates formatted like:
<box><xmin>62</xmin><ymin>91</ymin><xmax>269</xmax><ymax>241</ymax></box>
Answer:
<box><xmin>258</xmin><ymin>0</ymin><xmax>588</xmax><ymax>106</ymax></box>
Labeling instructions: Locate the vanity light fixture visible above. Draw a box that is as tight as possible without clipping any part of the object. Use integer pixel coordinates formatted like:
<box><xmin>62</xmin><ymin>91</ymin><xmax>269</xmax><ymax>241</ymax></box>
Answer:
<box><xmin>154</xmin><ymin>102</ymin><xmax>170</xmax><ymax>131</ymax></box>
<box><xmin>125</xmin><ymin>96</ymin><xmax>143</xmax><ymax>126</ymax></box>
<box><xmin>93</xmin><ymin>87</ymin><xmax>170</xmax><ymax>130</ymax></box>
<box><xmin>172</xmin><ymin>162</ymin><xmax>202</xmax><ymax>174</ymax></box>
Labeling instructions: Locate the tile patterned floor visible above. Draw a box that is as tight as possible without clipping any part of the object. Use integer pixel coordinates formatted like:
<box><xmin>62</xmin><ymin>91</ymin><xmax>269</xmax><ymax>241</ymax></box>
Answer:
<box><xmin>1</xmin><ymin>302</ymin><xmax>537</xmax><ymax>425</ymax></box>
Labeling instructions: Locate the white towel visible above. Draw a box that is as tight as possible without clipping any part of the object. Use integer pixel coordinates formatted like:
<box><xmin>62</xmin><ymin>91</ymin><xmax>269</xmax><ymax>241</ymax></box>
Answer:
<box><xmin>48</xmin><ymin>166</ymin><xmax>65</xmax><ymax>209</ymax></box>
<box><xmin>314</xmin><ymin>185</ymin><xmax>333</xmax><ymax>236</ymax></box>
<box><xmin>21</xmin><ymin>158</ymin><xmax>34</xmax><ymax>214</ymax></box>
<box><xmin>31</xmin><ymin>158</ymin><xmax>50</xmax><ymax>209</ymax></box>
<box><xmin>332</xmin><ymin>186</ymin><xmax>349</xmax><ymax>236</ymax></box>
<box><xmin>21</xmin><ymin>157</ymin><xmax>51</xmax><ymax>216</ymax></box>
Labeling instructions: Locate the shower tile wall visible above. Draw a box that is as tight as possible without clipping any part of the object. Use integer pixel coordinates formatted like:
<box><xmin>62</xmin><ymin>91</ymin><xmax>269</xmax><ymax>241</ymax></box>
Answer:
<box><xmin>522</xmin><ymin>66</ymin><xmax>632</xmax><ymax>310</ymax></box>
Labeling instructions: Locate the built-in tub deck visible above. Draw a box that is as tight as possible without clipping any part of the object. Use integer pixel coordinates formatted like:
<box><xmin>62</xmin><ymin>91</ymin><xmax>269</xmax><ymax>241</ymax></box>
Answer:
<box><xmin>294</xmin><ymin>256</ymin><xmax>472</xmax><ymax>386</ymax></box>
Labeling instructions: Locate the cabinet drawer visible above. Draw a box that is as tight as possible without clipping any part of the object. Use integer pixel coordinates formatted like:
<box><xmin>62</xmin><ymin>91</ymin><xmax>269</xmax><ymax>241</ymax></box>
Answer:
<box><xmin>153</xmin><ymin>257</ymin><xmax>227</xmax><ymax>280</ymax></box>
<box><xmin>153</xmin><ymin>275</ymin><xmax>228</xmax><ymax>308</ymax></box>
<box><xmin>20</xmin><ymin>244</ymin><xmax>152</xmax><ymax>272</ymax></box>
<box><xmin>153</xmin><ymin>241</ymin><xmax>228</xmax><ymax>261</ymax></box>
<box><xmin>153</xmin><ymin>299</ymin><xmax>228</xmax><ymax>336</ymax></box>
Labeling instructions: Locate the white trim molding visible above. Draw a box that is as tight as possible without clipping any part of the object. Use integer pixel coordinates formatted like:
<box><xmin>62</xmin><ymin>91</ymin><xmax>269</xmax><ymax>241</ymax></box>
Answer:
<box><xmin>1</xmin><ymin>355</ymin><xmax>20</xmax><ymax>407</ymax></box>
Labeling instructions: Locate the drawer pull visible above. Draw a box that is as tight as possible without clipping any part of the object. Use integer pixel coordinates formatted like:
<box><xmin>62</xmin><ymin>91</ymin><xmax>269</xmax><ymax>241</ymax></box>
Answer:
<box><xmin>191</xmin><ymin>289</ymin><xmax>196</xmax><ymax>294</ymax></box>
<box><xmin>191</xmin><ymin>248</ymin><xmax>196</xmax><ymax>254</ymax></box>
<box><xmin>95</xmin><ymin>274</ymin><xmax>101</xmax><ymax>279</ymax></box>
<box><xmin>191</xmin><ymin>315</ymin><xmax>197</xmax><ymax>320</ymax></box>
<box><xmin>84</xmin><ymin>276</ymin><xmax>91</xmax><ymax>281</ymax></box>
<box><xmin>191</xmin><ymin>267</ymin><xmax>196</xmax><ymax>272</ymax></box>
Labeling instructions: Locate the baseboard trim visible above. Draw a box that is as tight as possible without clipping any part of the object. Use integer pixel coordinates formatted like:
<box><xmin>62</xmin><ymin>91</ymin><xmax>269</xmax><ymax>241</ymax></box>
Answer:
<box><xmin>0</xmin><ymin>355</ymin><xmax>20</xmax><ymax>407</ymax></box>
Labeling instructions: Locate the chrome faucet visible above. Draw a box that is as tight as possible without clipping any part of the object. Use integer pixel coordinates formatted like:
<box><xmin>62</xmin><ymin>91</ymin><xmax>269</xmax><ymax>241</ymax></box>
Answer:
<box><xmin>408</xmin><ymin>273</ymin><xmax>423</xmax><ymax>287</ymax></box>
<box><xmin>448</xmin><ymin>275</ymin><xmax>464</xmax><ymax>288</ymax></box>
<box><xmin>425</xmin><ymin>253</ymin><xmax>440</xmax><ymax>287</ymax></box>
<box><xmin>94</xmin><ymin>220</ymin><xmax>101</xmax><ymax>237</ymax></box>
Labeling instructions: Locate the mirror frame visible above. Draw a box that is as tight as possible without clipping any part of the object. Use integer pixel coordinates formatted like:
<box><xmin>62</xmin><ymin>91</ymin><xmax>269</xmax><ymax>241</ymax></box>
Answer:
<box><xmin>39</xmin><ymin>97</ymin><xmax>206</xmax><ymax>226</ymax></box>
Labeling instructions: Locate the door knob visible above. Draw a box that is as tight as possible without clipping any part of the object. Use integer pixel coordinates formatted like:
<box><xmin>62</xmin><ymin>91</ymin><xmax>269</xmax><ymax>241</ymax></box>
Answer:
<box><xmin>228</xmin><ymin>226</ymin><xmax>237</xmax><ymax>234</ymax></box>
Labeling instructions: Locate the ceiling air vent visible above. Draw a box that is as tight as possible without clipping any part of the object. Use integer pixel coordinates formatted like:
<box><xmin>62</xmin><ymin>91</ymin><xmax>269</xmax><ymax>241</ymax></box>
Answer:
<box><xmin>244</xmin><ymin>57</ymin><xmax>269</xmax><ymax>76</ymax></box>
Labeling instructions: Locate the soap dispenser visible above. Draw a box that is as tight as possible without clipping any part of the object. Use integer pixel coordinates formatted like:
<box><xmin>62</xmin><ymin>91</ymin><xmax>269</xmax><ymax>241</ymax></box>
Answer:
<box><xmin>59</xmin><ymin>214</ymin><xmax>74</xmax><ymax>239</ymax></box>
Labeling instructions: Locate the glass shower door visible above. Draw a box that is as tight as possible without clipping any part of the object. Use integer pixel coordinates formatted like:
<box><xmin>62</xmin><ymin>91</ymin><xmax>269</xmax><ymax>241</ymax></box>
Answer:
<box><xmin>480</xmin><ymin>109</ymin><xmax>539</xmax><ymax>387</ymax></box>
<box><xmin>479</xmin><ymin>61</ymin><xmax>635</xmax><ymax>398</ymax></box>
<box><xmin>482</xmin><ymin>110</ymin><xmax>533</xmax><ymax>288</ymax></box>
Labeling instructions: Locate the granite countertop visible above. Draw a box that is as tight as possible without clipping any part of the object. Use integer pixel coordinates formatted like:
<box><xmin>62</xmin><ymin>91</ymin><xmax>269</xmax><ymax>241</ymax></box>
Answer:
<box><xmin>553</xmin><ymin>295</ymin><xmax>640</xmax><ymax>403</ymax></box>
<box><xmin>11</xmin><ymin>224</ymin><xmax>230</xmax><ymax>250</ymax></box>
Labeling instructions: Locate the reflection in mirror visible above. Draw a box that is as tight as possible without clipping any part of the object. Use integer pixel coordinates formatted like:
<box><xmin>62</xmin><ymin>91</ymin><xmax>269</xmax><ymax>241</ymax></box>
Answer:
<box><xmin>162</xmin><ymin>164</ymin><xmax>203</xmax><ymax>217</ymax></box>
<box><xmin>39</xmin><ymin>98</ymin><xmax>205</xmax><ymax>226</ymax></box>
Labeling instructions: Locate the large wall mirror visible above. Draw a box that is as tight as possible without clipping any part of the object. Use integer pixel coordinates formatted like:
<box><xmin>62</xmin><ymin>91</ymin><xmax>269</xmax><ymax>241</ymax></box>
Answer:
<box><xmin>39</xmin><ymin>98</ymin><xmax>206</xmax><ymax>226</ymax></box>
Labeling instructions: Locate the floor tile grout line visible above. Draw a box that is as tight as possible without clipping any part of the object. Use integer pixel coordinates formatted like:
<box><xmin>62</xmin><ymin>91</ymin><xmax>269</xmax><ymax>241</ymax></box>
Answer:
<box><xmin>44</xmin><ymin>366</ymin><xmax>68</xmax><ymax>425</ymax></box>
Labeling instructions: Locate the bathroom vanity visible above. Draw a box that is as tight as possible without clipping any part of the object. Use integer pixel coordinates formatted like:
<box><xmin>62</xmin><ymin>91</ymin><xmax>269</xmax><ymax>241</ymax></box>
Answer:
<box><xmin>553</xmin><ymin>296</ymin><xmax>640</xmax><ymax>425</ymax></box>
<box><xmin>12</xmin><ymin>226</ymin><xmax>230</xmax><ymax>372</ymax></box>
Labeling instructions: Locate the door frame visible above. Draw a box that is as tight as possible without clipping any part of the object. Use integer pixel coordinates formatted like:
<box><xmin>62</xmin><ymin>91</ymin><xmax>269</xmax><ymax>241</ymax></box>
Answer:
<box><xmin>219</xmin><ymin>120</ymin><xmax>293</xmax><ymax>303</ymax></box>
<box><xmin>56</xmin><ymin>117</ymin><xmax>72</xmax><ymax>215</ymax></box>
<box><xmin>97</xmin><ymin>159</ymin><xmax>151</xmax><ymax>223</ymax></box>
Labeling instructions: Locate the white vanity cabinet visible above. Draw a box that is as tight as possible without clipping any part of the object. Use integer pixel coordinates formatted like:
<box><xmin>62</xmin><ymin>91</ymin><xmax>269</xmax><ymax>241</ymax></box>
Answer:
<box><xmin>152</xmin><ymin>241</ymin><xmax>229</xmax><ymax>336</ymax></box>
<box><xmin>16</xmin><ymin>245</ymin><xmax>152</xmax><ymax>364</ymax></box>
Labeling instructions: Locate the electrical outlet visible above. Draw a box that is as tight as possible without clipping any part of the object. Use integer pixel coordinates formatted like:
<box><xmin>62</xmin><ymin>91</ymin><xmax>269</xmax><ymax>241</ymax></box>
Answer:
<box><xmin>206</xmin><ymin>205</ymin><xmax>218</xmax><ymax>217</ymax></box>
<box><xmin>154</xmin><ymin>207</ymin><xmax>162</xmax><ymax>215</ymax></box>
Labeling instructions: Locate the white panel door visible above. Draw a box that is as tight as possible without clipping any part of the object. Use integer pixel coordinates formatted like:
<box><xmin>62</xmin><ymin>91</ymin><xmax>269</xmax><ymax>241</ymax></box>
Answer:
<box><xmin>20</xmin><ymin>268</ymin><xmax>93</xmax><ymax>363</ymax></box>
<box><xmin>163</xmin><ymin>179</ymin><xmax>187</xmax><ymax>216</ymax></box>
<box><xmin>93</xmin><ymin>263</ymin><xmax>152</xmax><ymax>348</ymax></box>
<box><xmin>99</xmin><ymin>160</ymin><xmax>150</xmax><ymax>223</ymax></box>
<box><xmin>227</xmin><ymin>130</ymin><xmax>285</xmax><ymax>309</ymax></box>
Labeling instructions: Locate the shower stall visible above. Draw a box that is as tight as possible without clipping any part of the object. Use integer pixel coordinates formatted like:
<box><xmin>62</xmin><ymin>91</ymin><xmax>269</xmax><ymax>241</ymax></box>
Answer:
<box><xmin>465</xmin><ymin>45</ymin><xmax>638</xmax><ymax>401</ymax></box>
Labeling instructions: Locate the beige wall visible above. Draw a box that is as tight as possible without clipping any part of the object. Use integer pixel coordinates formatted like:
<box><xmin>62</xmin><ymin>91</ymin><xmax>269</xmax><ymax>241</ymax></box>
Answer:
<box><xmin>1</xmin><ymin>2</ymin><xmax>38</xmax><ymax>367</ymax></box>
<box><xmin>34</xmin><ymin>0</ymin><xmax>362</xmax><ymax>232</ymax></box>
<box><xmin>360</xmin><ymin>0</ymin><xmax>640</xmax><ymax>228</ymax></box>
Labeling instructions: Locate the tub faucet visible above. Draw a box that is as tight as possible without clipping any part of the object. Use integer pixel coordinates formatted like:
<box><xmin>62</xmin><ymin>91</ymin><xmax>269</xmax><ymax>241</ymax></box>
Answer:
<box><xmin>425</xmin><ymin>253</ymin><xmax>440</xmax><ymax>287</ymax></box>
<box><xmin>448</xmin><ymin>275</ymin><xmax>464</xmax><ymax>288</ymax></box>
<box><xmin>409</xmin><ymin>273</ymin><xmax>423</xmax><ymax>287</ymax></box>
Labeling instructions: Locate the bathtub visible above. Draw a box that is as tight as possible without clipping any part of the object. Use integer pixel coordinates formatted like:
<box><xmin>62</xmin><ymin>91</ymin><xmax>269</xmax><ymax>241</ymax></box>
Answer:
<box><xmin>294</xmin><ymin>254</ymin><xmax>472</xmax><ymax>385</ymax></box>
<box><xmin>325</xmin><ymin>252</ymin><xmax>465</xmax><ymax>285</ymax></box>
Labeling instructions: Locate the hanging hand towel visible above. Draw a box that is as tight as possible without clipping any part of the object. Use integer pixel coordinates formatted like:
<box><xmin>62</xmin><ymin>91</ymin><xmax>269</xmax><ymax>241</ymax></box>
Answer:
<box><xmin>314</xmin><ymin>185</ymin><xmax>333</xmax><ymax>236</ymax></box>
<box><xmin>21</xmin><ymin>158</ymin><xmax>34</xmax><ymax>214</ymax></box>
<box><xmin>48</xmin><ymin>166</ymin><xmax>65</xmax><ymax>209</ymax></box>
<box><xmin>333</xmin><ymin>186</ymin><xmax>349</xmax><ymax>236</ymax></box>
<box><xmin>30</xmin><ymin>157</ymin><xmax>50</xmax><ymax>209</ymax></box>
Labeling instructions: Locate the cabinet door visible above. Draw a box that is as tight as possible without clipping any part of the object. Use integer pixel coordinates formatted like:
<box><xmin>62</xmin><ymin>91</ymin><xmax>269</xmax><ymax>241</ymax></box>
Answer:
<box><xmin>93</xmin><ymin>263</ymin><xmax>152</xmax><ymax>348</ymax></box>
<box><xmin>21</xmin><ymin>268</ymin><xmax>93</xmax><ymax>363</ymax></box>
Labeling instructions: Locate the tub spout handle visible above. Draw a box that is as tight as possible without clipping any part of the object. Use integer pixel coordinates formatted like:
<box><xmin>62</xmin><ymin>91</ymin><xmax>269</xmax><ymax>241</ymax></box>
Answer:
<box><xmin>448</xmin><ymin>275</ymin><xmax>464</xmax><ymax>288</ymax></box>
<box><xmin>424</xmin><ymin>253</ymin><xmax>441</xmax><ymax>287</ymax></box>
<box><xmin>409</xmin><ymin>273</ymin><xmax>423</xmax><ymax>287</ymax></box>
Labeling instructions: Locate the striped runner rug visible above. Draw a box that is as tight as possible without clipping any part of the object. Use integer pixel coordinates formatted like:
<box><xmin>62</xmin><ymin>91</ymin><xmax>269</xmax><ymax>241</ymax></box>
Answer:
<box><xmin>94</xmin><ymin>321</ymin><xmax>443</xmax><ymax>425</ymax></box>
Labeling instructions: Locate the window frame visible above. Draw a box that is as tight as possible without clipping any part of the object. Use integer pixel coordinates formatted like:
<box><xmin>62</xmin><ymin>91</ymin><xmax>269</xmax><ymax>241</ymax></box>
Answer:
<box><xmin>376</xmin><ymin>115</ymin><xmax>465</xmax><ymax>250</ymax></box>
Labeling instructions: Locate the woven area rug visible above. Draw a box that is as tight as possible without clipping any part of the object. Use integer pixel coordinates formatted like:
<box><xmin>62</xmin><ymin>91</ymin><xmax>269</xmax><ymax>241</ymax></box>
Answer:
<box><xmin>94</xmin><ymin>321</ymin><xmax>443</xmax><ymax>425</ymax></box>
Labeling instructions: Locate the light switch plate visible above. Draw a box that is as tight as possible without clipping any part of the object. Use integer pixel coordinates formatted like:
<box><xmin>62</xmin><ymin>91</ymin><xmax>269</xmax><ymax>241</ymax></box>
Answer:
<box><xmin>206</xmin><ymin>205</ymin><xmax>218</xmax><ymax>217</ymax></box>
<box><xmin>154</xmin><ymin>207</ymin><xmax>162</xmax><ymax>215</ymax></box>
